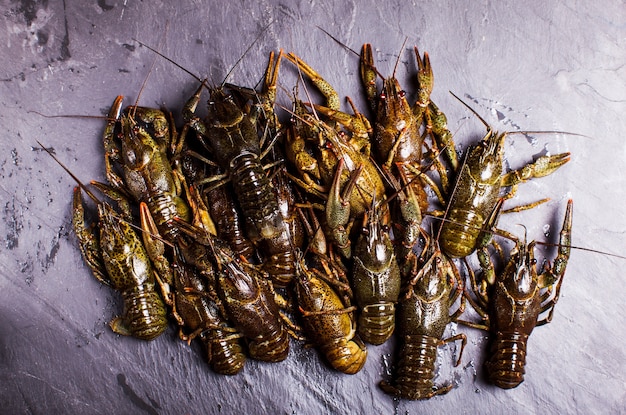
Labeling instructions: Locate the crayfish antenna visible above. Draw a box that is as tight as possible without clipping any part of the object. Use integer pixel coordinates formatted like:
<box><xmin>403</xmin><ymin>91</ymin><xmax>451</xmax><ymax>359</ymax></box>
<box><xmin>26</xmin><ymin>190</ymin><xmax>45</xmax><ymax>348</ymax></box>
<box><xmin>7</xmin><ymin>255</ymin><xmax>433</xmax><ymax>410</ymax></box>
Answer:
<box><xmin>392</xmin><ymin>37</ymin><xmax>409</xmax><ymax>79</ymax></box>
<box><xmin>449</xmin><ymin>91</ymin><xmax>590</xmax><ymax>139</ymax></box>
<box><xmin>220</xmin><ymin>21</ymin><xmax>274</xmax><ymax>88</ymax></box>
<box><xmin>130</xmin><ymin>21</ymin><xmax>170</xmax><ymax>117</ymax></box>
<box><xmin>36</xmin><ymin>140</ymin><xmax>101</xmax><ymax>205</ymax></box>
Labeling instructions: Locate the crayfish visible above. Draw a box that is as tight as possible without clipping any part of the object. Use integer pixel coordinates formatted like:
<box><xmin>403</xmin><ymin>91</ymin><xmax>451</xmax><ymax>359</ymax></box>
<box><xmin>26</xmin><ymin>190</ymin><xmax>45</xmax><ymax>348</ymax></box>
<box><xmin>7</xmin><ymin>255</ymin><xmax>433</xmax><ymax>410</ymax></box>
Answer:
<box><xmin>284</xmin><ymin>52</ymin><xmax>386</xmax><ymax>258</ymax></box>
<box><xmin>103</xmin><ymin>96</ymin><xmax>191</xmax><ymax>243</ymax></box>
<box><xmin>465</xmin><ymin>199</ymin><xmax>573</xmax><ymax>389</ymax></box>
<box><xmin>380</xmin><ymin>235</ymin><xmax>466</xmax><ymax>400</ymax></box>
<box><xmin>351</xmin><ymin>200</ymin><xmax>401</xmax><ymax>345</ymax></box>
<box><xmin>359</xmin><ymin>44</ymin><xmax>456</xmax><ymax>265</ymax></box>
<box><xmin>182</xmin><ymin>51</ymin><xmax>302</xmax><ymax>286</ymax></box>
<box><xmin>39</xmin><ymin>143</ymin><xmax>170</xmax><ymax>340</ymax></box>
<box><xmin>294</xmin><ymin>250</ymin><xmax>367</xmax><ymax>374</ymax></box>
<box><xmin>169</xmin><ymin>248</ymin><xmax>246</xmax><ymax>375</ymax></box>
<box><xmin>439</xmin><ymin>94</ymin><xmax>571</xmax><ymax>259</ymax></box>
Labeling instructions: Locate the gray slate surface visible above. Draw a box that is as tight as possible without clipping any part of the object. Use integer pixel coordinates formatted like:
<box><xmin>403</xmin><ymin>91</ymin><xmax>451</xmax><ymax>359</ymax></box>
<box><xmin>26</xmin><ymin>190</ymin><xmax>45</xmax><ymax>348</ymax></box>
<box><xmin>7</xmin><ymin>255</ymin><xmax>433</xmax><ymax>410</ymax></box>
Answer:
<box><xmin>1</xmin><ymin>0</ymin><xmax>625</xmax><ymax>414</ymax></box>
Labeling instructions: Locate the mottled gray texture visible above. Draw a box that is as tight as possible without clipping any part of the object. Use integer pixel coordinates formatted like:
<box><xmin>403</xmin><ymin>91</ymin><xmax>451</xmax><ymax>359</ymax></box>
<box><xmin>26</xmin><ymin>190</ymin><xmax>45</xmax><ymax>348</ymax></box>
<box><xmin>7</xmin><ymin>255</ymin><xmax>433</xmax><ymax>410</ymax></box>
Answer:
<box><xmin>1</xmin><ymin>0</ymin><xmax>625</xmax><ymax>414</ymax></box>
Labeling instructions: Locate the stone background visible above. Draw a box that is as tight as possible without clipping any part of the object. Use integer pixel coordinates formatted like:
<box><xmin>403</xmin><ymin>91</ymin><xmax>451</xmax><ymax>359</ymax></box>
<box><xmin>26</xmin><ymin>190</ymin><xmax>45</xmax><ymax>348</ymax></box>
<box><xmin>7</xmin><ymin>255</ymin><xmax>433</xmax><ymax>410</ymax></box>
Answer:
<box><xmin>1</xmin><ymin>0</ymin><xmax>624</xmax><ymax>414</ymax></box>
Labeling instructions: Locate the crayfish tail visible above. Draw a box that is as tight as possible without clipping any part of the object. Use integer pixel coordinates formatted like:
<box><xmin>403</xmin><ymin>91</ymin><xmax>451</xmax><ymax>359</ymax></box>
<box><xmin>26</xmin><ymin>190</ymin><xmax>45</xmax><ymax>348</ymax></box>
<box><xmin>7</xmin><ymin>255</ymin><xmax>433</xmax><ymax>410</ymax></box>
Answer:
<box><xmin>321</xmin><ymin>338</ymin><xmax>368</xmax><ymax>375</ymax></box>
<box><xmin>248</xmin><ymin>328</ymin><xmax>290</xmax><ymax>363</ymax></box>
<box><xmin>117</xmin><ymin>287</ymin><xmax>168</xmax><ymax>340</ymax></box>
<box><xmin>381</xmin><ymin>334</ymin><xmax>451</xmax><ymax>400</ymax></box>
<box><xmin>201</xmin><ymin>330</ymin><xmax>246</xmax><ymax>375</ymax></box>
<box><xmin>357</xmin><ymin>303</ymin><xmax>396</xmax><ymax>345</ymax></box>
<box><xmin>485</xmin><ymin>332</ymin><xmax>528</xmax><ymax>389</ymax></box>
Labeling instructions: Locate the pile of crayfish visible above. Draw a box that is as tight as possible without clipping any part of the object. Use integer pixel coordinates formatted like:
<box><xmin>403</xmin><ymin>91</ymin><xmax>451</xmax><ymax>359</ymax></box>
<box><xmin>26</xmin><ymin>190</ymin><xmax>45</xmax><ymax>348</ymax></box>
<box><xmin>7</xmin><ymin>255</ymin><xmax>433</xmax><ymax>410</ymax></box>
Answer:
<box><xmin>48</xmin><ymin>42</ymin><xmax>574</xmax><ymax>399</ymax></box>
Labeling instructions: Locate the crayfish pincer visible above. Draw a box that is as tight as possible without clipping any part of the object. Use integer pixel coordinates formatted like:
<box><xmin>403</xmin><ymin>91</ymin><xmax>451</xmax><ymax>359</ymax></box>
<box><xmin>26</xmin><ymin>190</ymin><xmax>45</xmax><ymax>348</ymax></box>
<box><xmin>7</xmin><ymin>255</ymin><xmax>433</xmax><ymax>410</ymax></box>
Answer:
<box><xmin>467</xmin><ymin>200</ymin><xmax>573</xmax><ymax>389</ymax></box>
<box><xmin>380</xmin><ymin>238</ymin><xmax>466</xmax><ymax>400</ymax></box>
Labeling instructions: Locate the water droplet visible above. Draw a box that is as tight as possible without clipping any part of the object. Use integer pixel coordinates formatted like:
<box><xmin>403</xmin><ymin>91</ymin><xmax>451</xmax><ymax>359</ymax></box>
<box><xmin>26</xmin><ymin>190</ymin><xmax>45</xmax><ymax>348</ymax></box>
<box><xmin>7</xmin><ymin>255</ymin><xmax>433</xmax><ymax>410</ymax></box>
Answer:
<box><xmin>543</xmin><ymin>224</ymin><xmax>551</xmax><ymax>237</ymax></box>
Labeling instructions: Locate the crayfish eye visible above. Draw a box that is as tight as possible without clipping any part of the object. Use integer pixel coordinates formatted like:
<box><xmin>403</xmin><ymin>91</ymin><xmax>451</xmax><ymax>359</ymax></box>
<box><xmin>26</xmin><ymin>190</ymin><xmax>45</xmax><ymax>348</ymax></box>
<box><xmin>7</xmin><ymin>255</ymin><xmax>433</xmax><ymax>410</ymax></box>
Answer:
<box><xmin>399</xmin><ymin>90</ymin><xmax>406</xmax><ymax>98</ymax></box>
<box><xmin>381</xmin><ymin>224</ymin><xmax>390</xmax><ymax>233</ymax></box>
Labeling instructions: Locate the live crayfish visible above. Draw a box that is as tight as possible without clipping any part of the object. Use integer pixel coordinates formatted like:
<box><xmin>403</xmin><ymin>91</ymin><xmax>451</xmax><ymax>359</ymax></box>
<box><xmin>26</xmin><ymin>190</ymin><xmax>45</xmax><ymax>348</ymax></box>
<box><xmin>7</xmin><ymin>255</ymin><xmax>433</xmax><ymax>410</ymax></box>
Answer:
<box><xmin>169</xmin><ymin>175</ymin><xmax>293</xmax><ymax>363</ymax></box>
<box><xmin>465</xmin><ymin>200</ymin><xmax>572</xmax><ymax>389</ymax></box>
<box><xmin>169</xmin><ymin>248</ymin><xmax>246</xmax><ymax>375</ymax></box>
<box><xmin>179</xmin><ymin>147</ymin><xmax>256</xmax><ymax>261</ymax></box>
<box><xmin>284</xmin><ymin>52</ymin><xmax>387</xmax><ymax>258</ymax></box>
<box><xmin>182</xmin><ymin>51</ymin><xmax>302</xmax><ymax>286</ymax></box>
<box><xmin>360</xmin><ymin>43</ymin><xmax>433</xmax><ymax>206</ymax></box>
<box><xmin>380</xmin><ymin>235</ymin><xmax>467</xmax><ymax>400</ymax></box>
<box><xmin>210</xmin><ymin>238</ymin><xmax>291</xmax><ymax>362</ymax></box>
<box><xmin>257</xmin><ymin>164</ymin><xmax>306</xmax><ymax>285</ymax></box>
<box><xmin>294</xmin><ymin>248</ymin><xmax>367</xmax><ymax>374</ymax></box>
<box><xmin>351</xmin><ymin>200</ymin><xmax>401</xmax><ymax>345</ymax></box>
<box><xmin>438</xmin><ymin>94</ymin><xmax>571</xmax><ymax>259</ymax></box>
<box><xmin>359</xmin><ymin>43</ymin><xmax>455</xmax><ymax>267</ymax></box>
<box><xmin>74</xmin><ymin>187</ymin><xmax>170</xmax><ymax>340</ymax></box>
<box><xmin>103</xmin><ymin>96</ymin><xmax>191</xmax><ymax>243</ymax></box>
<box><xmin>39</xmin><ymin>142</ymin><xmax>170</xmax><ymax>340</ymax></box>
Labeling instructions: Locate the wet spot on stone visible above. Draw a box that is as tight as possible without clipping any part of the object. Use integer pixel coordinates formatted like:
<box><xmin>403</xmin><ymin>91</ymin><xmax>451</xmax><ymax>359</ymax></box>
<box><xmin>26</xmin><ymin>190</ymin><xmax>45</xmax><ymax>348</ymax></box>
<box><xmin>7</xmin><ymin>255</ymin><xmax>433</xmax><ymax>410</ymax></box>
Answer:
<box><xmin>117</xmin><ymin>374</ymin><xmax>160</xmax><ymax>415</ymax></box>
<box><xmin>12</xmin><ymin>0</ymin><xmax>48</xmax><ymax>27</ymax></box>
<box><xmin>4</xmin><ymin>199</ymin><xmax>23</xmax><ymax>250</ymax></box>
<box><xmin>97</xmin><ymin>0</ymin><xmax>114</xmax><ymax>12</ymax></box>
<box><xmin>36</xmin><ymin>29</ymin><xmax>48</xmax><ymax>46</ymax></box>
<box><xmin>11</xmin><ymin>148</ymin><xmax>19</xmax><ymax>166</ymax></box>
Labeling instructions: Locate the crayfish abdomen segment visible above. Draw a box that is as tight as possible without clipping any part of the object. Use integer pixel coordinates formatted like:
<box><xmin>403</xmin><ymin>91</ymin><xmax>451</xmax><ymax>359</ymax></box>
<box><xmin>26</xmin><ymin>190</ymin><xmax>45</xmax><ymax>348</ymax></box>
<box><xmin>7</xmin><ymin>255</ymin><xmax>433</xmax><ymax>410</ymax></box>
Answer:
<box><xmin>145</xmin><ymin>193</ymin><xmax>191</xmax><ymax>242</ymax></box>
<box><xmin>259</xmin><ymin>248</ymin><xmax>298</xmax><ymax>287</ymax></box>
<box><xmin>248</xmin><ymin>326</ymin><xmax>291</xmax><ymax>363</ymax></box>
<box><xmin>485</xmin><ymin>331</ymin><xmax>529</xmax><ymax>389</ymax></box>
<box><xmin>116</xmin><ymin>285</ymin><xmax>168</xmax><ymax>341</ymax></box>
<box><xmin>320</xmin><ymin>338</ymin><xmax>367</xmax><ymax>375</ymax></box>
<box><xmin>229</xmin><ymin>152</ymin><xmax>284</xmax><ymax>240</ymax></box>
<box><xmin>439</xmin><ymin>208</ymin><xmax>485</xmax><ymax>259</ymax></box>
<box><xmin>357</xmin><ymin>303</ymin><xmax>396</xmax><ymax>345</ymax></box>
<box><xmin>380</xmin><ymin>334</ymin><xmax>451</xmax><ymax>400</ymax></box>
<box><xmin>201</xmin><ymin>329</ymin><xmax>246</xmax><ymax>376</ymax></box>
